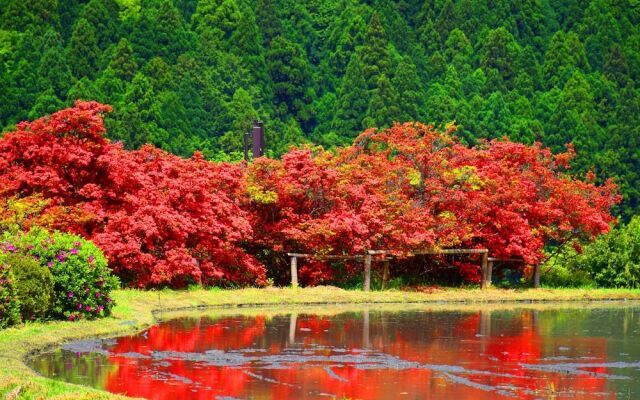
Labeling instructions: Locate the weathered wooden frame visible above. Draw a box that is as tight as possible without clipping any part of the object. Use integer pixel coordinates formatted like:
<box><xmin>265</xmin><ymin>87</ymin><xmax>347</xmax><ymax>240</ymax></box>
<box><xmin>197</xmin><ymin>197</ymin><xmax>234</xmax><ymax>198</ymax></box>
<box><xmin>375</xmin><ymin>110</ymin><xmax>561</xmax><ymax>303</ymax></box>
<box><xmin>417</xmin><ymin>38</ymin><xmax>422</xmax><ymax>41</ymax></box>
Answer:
<box><xmin>287</xmin><ymin>249</ymin><xmax>526</xmax><ymax>291</ymax></box>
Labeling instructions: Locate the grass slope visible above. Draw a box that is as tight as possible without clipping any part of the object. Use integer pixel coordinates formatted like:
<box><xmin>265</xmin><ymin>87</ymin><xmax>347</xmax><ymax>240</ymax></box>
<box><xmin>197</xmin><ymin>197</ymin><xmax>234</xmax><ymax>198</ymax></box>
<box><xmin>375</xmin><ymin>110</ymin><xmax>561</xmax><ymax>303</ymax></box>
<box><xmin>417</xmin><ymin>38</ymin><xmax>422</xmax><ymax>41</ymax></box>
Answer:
<box><xmin>1</xmin><ymin>286</ymin><xmax>639</xmax><ymax>399</ymax></box>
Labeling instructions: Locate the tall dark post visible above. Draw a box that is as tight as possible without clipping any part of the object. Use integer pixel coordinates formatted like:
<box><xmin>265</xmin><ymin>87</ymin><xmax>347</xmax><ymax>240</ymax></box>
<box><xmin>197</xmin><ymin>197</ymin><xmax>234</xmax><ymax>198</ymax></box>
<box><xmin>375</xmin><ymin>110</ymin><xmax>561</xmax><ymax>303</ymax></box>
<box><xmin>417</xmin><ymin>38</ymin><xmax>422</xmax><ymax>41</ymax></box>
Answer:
<box><xmin>252</xmin><ymin>119</ymin><xmax>264</xmax><ymax>159</ymax></box>
<box><xmin>243</xmin><ymin>119</ymin><xmax>265</xmax><ymax>161</ymax></box>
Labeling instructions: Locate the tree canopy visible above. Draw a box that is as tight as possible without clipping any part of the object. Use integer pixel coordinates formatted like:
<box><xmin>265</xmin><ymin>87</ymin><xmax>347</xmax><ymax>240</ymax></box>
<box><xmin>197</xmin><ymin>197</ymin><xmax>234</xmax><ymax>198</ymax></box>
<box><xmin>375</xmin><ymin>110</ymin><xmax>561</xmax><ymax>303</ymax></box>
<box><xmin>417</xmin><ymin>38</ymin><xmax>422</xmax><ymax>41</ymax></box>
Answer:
<box><xmin>1</xmin><ymin>102</ymin><xmax>615</xmax><ymax>287</ymax></box>
<box><xmin>0</xmin><ymin>0</ymin><xmax>638</xmax><ymax>218</ymax></box>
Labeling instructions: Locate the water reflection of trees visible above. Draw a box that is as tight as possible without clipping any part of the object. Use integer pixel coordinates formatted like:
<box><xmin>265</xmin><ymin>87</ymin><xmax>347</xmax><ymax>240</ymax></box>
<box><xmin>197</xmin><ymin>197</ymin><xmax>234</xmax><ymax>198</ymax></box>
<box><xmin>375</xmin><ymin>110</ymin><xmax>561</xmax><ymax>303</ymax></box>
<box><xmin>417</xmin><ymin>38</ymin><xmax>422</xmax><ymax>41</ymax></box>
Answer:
<box><xmin>92</xmin><ymin>310</ymin><xmax>620</xmax><ymax>399</ymax></box>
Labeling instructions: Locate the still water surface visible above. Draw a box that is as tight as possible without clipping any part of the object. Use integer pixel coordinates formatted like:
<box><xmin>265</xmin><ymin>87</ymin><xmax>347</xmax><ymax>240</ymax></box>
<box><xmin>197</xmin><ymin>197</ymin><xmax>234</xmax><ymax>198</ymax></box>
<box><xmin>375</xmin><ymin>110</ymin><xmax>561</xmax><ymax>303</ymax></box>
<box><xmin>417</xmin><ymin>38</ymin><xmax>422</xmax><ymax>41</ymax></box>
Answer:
<box><xmin>30</xmin><ymin>303</ymin><xmax>640</xmax><ymax>399</ymax></box>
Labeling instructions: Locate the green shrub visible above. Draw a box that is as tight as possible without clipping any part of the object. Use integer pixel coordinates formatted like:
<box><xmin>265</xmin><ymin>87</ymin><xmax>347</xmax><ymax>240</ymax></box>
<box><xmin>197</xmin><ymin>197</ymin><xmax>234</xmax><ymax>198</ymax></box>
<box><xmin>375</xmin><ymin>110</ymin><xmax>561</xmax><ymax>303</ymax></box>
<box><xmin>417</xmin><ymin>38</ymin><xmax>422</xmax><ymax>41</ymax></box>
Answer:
<box><xmin>539</xmin><ymin>244</ymin><xmax>595</xmax><ymax>288</ymax></box>
<box><xmin>0</xmin><ymin>263</ymin><xmax>20</xmax><ymax>328</ymax></box>
<box><xmin>4</xmin><ymin>229</ymin><xmax>119</xmax><ymax>321</ymax></box>
<box><xmin>0</xmin><ymin>253</ymin><xmax>54</xmax><ymax>321</ymax></box>
<box><xmin>541</xmin><ymin>263</ymin><xmax>595</xmax><ymax>288</ymax></box>
<box><xmin>574</xmin><ymin>217</ymin><xmax>640</xmax><ymax>288</ymax></box>
<box><xmin>544</xmin><ymin>218</ymin><xmax>640</xmax><ymax>288</ymax></box>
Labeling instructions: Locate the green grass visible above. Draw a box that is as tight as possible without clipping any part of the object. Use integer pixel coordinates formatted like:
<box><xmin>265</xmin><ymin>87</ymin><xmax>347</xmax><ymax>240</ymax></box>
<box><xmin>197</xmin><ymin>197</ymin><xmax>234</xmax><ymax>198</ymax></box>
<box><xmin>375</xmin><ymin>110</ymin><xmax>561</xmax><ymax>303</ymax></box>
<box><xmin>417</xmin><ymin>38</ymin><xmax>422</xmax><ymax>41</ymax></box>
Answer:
<box><xmin>1</xmin><ymin>286</ymin><xmax>639</xmax><ymax>399</ymax></box>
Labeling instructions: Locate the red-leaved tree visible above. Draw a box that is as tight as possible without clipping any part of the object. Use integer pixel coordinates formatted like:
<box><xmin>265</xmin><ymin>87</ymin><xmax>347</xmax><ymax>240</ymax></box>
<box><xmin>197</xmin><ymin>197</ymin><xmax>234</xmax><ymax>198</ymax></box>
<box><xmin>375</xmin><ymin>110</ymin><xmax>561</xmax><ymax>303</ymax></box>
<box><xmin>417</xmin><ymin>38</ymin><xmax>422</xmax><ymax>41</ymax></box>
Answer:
<box><xmin>0</xmin><ymin>101</ymin><xmax>265</xmax><ymax>287</ymax></box>
<box><xmin>0</xmin><ymin>104</ymin><xmax>619</xmax><ymax>286</ymax></box>
<box><xmin>246</xmin><ymin>122</ymin><xmax>619</xmax><ymax>283</ymax></box>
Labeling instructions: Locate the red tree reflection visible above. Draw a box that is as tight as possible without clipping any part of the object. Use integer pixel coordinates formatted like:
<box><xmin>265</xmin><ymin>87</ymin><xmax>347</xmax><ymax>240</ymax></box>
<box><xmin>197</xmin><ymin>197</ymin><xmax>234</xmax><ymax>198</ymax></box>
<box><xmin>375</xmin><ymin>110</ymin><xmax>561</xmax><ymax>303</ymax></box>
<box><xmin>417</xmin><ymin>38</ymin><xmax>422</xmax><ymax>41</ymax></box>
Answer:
<box><xmin>101</xmin><ymin>311</ymin><xmax>614</xmax><ymax>399</ymax></box>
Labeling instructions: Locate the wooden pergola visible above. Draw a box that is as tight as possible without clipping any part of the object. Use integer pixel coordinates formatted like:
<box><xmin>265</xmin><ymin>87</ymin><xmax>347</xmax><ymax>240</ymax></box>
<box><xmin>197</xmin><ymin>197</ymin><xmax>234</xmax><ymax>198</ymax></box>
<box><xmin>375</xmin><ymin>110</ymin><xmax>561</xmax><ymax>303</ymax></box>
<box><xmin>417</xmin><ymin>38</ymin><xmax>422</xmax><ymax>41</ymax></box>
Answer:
<box><xmin>287</xmin><ymin>248</ymin><xmax>526</xmax><ymax>291</ymax></box>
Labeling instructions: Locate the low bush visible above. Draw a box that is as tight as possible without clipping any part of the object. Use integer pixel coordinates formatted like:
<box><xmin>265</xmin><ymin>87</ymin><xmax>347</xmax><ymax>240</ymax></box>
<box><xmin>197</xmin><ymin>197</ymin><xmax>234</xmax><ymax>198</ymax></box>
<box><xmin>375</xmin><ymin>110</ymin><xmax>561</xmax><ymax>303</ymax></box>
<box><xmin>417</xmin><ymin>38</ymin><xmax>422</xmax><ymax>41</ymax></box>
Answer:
<box><xmin>0</xmin><ymin>253</ymin><xmax>54</xmax><ymax>321</ymax></box>
<box><xmin>541</xmin><ymin>263</ymin><xmax>595</xmax><ymax>288</ymax></box>
<box><xmin>5</xmin><ymin>229</ymin><xmax>119</xmax><ymax>321</ymax></box>
<box><xmin>574</xmin><ymin>218</ymin><xmax>640</xmax><ymax>288</ymax></box>
<box><xmin>0</xmin><ymin>262</ymin><xmax>20</xmax><ymax>328</ymax></box>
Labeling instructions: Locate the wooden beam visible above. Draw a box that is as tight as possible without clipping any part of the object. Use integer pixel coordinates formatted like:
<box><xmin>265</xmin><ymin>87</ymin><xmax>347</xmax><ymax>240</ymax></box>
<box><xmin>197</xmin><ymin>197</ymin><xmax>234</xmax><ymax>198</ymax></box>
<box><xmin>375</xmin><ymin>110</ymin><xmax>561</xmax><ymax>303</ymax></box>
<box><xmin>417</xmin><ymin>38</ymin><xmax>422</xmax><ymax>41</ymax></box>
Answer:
<box><xmin>363</xmin><ymin>253</ymin><xmax>372</xmax><ymax>291</ymax></box>
<box><xmin>416</xmin><ymin>248</ymin><xmax>488</xmax><ymax>255</ymax></box>
<box><xmin>287</xmin><ymin>253</ymin><xmax>363</xmax><ymax>260</ymax></box>
<box><xmin>287</xmin><ymin>253</ymin><xmax>310</xmax><ymax>258</ymax></box>
<box><xmin>290</xmin><ymin>256</ymin><xmax>298</xmax><ymax>288</ymax></box>
<box><xmin>325</xmin><ymin>255</ymin><xmax>364</xmax><ymax>260</ymax></box>
<box><xmin>488</xmin><ymin>257</ymin><xmax>523</xmax><ymax>262</ymax></box>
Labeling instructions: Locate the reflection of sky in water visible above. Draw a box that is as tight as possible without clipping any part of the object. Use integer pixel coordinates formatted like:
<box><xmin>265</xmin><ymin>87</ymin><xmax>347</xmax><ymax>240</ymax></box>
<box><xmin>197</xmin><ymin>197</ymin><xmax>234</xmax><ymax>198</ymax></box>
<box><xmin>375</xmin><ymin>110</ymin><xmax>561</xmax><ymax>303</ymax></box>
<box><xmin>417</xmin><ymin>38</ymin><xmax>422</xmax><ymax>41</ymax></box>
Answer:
<box><xmin>31</xmin><ymin>305</ymin><xmax>640</xmax><ymax>399</ymax></box>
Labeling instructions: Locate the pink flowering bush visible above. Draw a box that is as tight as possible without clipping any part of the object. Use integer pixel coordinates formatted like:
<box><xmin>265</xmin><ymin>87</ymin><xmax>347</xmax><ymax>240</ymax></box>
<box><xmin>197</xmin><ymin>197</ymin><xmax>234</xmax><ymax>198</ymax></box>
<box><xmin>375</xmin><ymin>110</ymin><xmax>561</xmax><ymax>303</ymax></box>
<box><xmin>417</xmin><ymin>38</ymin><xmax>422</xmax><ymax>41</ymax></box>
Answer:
<box><xmin>5</xmin><ymin>229</ymin><xmax>119</xmax><ymax>321</ymax></box>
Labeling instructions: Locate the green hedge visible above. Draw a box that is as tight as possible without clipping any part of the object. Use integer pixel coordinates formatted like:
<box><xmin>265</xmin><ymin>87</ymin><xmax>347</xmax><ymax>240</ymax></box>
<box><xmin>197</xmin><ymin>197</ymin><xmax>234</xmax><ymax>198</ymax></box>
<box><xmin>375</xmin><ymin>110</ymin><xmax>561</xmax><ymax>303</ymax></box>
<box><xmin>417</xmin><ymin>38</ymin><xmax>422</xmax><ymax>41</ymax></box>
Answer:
<box><xmin>0</xmin><ymin>253</ymin><xmax>54</xmax><ymax>321</ymax></box>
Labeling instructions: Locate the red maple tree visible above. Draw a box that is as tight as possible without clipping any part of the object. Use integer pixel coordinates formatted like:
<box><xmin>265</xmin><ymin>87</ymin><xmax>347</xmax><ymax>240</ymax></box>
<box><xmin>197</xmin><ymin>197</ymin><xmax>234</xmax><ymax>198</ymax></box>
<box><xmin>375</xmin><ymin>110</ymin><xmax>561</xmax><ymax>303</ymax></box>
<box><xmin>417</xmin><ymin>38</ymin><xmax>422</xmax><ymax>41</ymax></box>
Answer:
<box><xmin>0</xmin><ymin>105</ymin><xmax>619</xmax><ymax>286</ymax></box>
<box><xmin>0</xmin><ymin>101</ymin><xmax>264</xmax><ymax>287</ymax></box>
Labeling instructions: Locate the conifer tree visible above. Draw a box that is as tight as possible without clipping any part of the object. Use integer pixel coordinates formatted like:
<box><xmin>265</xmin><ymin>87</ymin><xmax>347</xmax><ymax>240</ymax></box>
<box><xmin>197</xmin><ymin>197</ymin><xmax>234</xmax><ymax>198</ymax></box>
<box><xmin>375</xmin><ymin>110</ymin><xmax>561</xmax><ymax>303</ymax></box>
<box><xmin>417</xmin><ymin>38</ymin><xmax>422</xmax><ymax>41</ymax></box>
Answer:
<box><xmin>332</xmin><ymin>54</ymin><xmax>369</xmax><ymax>138</ymax></box>
<box><xmin>255</xmin><ymin>0</ymin><xmax>283</xmax><ymax>47</ymax></box>
<box><xmin>604</xmin><ymin>44</ymin><xmax>630</xmax><ymax>88</ymax></box>
<box><xmin>79</xmin><ymin>0</ymin><xmax>119</xmax><ymax>49</ymax></box>
<box><xmin>109</xmin><ymin>39</ymin><xmax>139</xmax><ymax>82</ymax></box>
<box><xmin>37</xmin><ymin>30</ymin><xmax>72</xmax><ymax>99</ymax></box>
<box><xmin>266</xmin><ymin>35</ymin><xmax>311</xmax><ymax>119</ymax></box>
<box><xmin>435</xmin><ymin>0</ymin><xmax>457</xmax><ymax>43</ymax></box>
<box><xmin>359</xmin><ymin>13</ymin><xmax>391</xmax><ymax>90</ymax></box>
<box><xmin>68</xmin><ymin>18</ymin><xmax>99</xmax><ymax>79</ymax></box>
<box><xmin>392</xmin><ymin>58</ymin><xmax>423</xmax><ymax>122</ymax></box>
<box><xmin>364</xmin><ymin>74</ymin><xmax>400</xmax><ymax>128</ymax></box>
<box><xmin>219</xmin><ymin>88</ymin><xmax>258</xmax><ymax>153</ymax></box>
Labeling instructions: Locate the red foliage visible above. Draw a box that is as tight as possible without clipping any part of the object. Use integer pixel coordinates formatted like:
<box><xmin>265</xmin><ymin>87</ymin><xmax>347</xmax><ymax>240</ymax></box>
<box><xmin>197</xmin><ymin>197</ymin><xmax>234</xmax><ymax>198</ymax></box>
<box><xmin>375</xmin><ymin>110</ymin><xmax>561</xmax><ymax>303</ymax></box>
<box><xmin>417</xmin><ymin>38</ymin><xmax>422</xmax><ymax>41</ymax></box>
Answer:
<box><xmin>449</xmin><ymin>139</ymin><xmax>619</xmax><ymax>264</ymax></box>
<box><xmin>246</xmin><ymin>122</ymin><xmax>619</xmax><ymax>281</ymax></box>
<box><xmin>0</xmin><ymin>101</ymin><xmax>264</xmax><ymax>287</ymax></box>
<box><xmin>0</xmin><ymin>105</ymin><xmax>619</xmax><ymax>286</ymax></box>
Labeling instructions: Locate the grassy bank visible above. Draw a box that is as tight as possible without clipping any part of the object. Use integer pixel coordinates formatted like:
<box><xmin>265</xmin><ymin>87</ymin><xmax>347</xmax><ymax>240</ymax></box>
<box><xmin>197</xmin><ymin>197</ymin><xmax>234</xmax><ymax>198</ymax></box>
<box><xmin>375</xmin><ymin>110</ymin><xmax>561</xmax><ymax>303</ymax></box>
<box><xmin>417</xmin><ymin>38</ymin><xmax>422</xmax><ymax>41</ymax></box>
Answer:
<box><xmin>1</xmin><ymin>286</ymin><xmax>639</xmax><ymax>399</ymax></box>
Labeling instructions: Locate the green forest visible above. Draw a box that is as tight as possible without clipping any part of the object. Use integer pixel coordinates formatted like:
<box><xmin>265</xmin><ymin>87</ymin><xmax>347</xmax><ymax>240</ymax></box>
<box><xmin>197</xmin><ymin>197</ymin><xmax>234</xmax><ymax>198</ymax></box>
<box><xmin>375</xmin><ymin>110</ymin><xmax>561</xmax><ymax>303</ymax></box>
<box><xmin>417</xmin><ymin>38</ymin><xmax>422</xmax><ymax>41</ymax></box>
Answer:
<box><xmin>1</xmin><ymin>0</ymin><xmax>639</xmax><ymax>217</ymax></box>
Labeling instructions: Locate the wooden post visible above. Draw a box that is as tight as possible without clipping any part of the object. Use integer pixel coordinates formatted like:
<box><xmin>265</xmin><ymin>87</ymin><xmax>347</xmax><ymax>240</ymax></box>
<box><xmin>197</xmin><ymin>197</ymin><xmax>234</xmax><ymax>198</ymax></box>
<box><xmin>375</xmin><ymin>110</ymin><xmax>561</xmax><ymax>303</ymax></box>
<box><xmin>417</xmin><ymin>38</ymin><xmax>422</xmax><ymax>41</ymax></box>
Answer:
<box><xmin>363</xmin><ymin>309</ymin><xmax>370</xmax><ymax>348</ymax></box>
<box><xmin>289</xmin><ymin>313</ymin><xmax>297</xmax><ymax>344</ymax></box>
<box><xmin>381</xmin><ymin>259</ymin><xmax>390</xmax><ymax>290</ymax></box>
<box><xmin>479</xmin><ymin>310</ymin><xmax>492</xmax><ymax>337</ymax></box>
<box><xmin>364</xmin><ymin>252</ymin><xmax>372</xmax><ymax>291</ymax></box>
<box><xmin>290</xmin><ymin>256</ymin><xmax>298</xmax><ymax>288</ymax></box>
<box><xmin>480</xmin><ymin>252</ymin><xmax>489</xmax><ymax>289</ymax></box>
<box><xmin>487</xmin><ymin>260</ymin><xmax>493</xmax><ymax>287</ymax></box>
<box><xmin>533</xmin><ymin>264</ymin><xmax>541</xmax><ymax>288</ymax></box>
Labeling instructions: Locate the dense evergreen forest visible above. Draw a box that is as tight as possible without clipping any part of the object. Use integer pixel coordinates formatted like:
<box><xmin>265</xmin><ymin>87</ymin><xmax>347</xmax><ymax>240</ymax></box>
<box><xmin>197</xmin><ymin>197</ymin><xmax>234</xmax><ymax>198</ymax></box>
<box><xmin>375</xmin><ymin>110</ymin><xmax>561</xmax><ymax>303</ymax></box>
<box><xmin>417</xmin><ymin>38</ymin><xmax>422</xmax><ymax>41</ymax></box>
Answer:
<box><xmin>0</xmin><ymin>0</ymin><xmax>639</xmax><ymax>217</ymax></box>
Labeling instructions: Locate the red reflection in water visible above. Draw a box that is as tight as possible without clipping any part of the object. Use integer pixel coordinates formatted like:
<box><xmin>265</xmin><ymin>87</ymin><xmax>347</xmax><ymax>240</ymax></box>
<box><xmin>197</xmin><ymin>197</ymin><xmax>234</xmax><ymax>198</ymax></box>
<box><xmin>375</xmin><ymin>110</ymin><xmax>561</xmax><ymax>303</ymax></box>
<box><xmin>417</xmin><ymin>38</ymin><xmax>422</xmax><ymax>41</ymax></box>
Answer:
<box><xmin>101</xmin><ymin>311</ymin><xmax>614</xmax><ymax>399</ymax></box>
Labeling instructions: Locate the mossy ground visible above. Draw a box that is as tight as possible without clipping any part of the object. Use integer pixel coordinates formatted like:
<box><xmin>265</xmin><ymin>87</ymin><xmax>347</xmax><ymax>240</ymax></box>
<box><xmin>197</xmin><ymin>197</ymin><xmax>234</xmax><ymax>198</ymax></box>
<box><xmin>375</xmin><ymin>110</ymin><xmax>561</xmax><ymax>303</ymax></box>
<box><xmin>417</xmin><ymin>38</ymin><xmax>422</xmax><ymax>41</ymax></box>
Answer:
<box><xmin>1</xmin><ymin>286</ymin><xmax>639</xmax><ymax>399</ymax></box>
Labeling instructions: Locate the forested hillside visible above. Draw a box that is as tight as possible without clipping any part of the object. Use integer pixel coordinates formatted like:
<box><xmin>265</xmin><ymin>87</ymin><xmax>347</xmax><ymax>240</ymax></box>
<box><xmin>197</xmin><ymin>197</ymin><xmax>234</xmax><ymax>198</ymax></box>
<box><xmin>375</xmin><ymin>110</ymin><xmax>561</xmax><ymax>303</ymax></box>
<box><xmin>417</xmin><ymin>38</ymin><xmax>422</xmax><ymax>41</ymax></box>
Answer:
<box><xmin>1</xmin><ymin>0</ymin><xmax>639</xmax><ymax>216</ymax></box>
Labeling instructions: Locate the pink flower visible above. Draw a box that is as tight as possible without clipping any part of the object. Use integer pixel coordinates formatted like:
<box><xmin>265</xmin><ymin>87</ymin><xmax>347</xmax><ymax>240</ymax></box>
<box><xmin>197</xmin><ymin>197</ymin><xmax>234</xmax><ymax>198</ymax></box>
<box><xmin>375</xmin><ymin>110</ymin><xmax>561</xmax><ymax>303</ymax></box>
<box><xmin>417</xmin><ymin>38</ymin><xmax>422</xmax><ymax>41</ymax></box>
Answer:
<box><xmin>85</xmin><ymin>305</ymin><xmax>92</xmax><ymax>312</ymax></box>
<box><xmin>96</xmin><ymin>292</ymin><xmax>101</xmax><ymax>298</ymax></box>
<box><xmin>67</xmin><ymin>291</ymin><xmax>74</xmax><ymax>298</ymax></box>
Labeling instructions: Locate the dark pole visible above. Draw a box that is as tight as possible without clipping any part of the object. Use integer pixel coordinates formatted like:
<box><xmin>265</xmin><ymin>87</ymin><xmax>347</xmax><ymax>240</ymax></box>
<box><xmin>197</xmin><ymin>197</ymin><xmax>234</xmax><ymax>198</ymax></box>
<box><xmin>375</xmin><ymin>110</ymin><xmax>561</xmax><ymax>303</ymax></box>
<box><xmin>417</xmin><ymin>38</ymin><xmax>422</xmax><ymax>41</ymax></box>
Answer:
<box><xmin>252</xmin><ymin>118</ymin><xmax>264</xmax><ymax>158</ymax></box>
<box><xmin>259</xmin><ymin>121</ymin><xmax>265</xmax><ymax>154</ymax></box>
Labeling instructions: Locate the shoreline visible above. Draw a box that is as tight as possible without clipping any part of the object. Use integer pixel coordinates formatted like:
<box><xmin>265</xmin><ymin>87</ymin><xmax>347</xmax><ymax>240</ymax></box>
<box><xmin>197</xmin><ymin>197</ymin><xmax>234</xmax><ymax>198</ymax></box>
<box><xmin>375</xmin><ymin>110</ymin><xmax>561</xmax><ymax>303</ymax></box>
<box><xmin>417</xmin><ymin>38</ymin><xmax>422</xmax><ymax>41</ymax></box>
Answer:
<box><xmin>2</xmin><ymin>287</ymin><xmax>640</xmax><ymax>399</ymax></box>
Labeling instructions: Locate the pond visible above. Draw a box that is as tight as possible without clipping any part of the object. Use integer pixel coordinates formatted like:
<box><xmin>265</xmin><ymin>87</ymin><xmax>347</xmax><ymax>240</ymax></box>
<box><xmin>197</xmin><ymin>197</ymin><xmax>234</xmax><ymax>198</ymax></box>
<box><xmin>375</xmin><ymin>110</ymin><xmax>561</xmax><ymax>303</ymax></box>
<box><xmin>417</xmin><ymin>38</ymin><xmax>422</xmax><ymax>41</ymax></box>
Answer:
<box><xmin>30</xmin><ymin>303</ymin><xmax>640</xmax><ymax>399</ymax></box>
